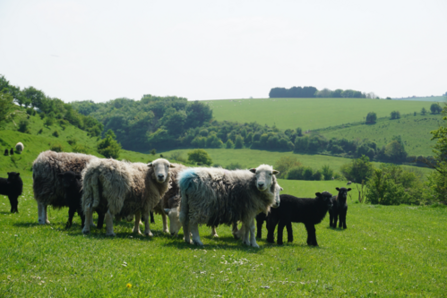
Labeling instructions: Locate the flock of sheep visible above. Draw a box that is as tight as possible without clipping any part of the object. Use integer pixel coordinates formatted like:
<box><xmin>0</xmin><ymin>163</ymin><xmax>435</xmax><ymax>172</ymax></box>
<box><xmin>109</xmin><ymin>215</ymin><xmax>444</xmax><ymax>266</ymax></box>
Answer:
<box><xmin>2</xmin><ymin>149</ymin><xmax>352</xmax><ymax>247</ymax></box>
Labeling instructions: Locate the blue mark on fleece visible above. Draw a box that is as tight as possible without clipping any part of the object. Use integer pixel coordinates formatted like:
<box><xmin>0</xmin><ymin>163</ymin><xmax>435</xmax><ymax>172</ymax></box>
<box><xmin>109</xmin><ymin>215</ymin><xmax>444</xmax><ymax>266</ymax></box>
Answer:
<box><xmin>178</xmin><ymin>168</ymin><xmax>198</xmax><ymax>191</ymax></box>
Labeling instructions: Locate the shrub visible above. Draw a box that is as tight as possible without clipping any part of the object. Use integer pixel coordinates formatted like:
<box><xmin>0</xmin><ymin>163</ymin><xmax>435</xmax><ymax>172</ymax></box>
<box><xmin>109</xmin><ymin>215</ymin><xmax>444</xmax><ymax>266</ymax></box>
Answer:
<box><xmin>366</xmin><ymin>112</ymin><xmax>377</xmax><ymax>124</ymax></box>
<box><xmin>18</xmin><ymin>120</ymin><xmax>30</xmax><ymax>133</ymax></box>
<box><xmin>52</xmin><ymin>130</ymin><xmax>60</xmax><ymax>137</ymax></box>
<box><xmin>225</xmin><ymin>139</ymin><xmax>234</xmax><ymax>149</ymax></box>
<box><xmin>390</xmin><ymin>111</ymin><xmax>401</xmax><ymax>119</ymax></box>
<box><xmin>225</xmin><ymin>162</ymin><xmax>243</xmax><ymax>170</ymax></box>
<box><xmin>169</xmin><ymin>151</ymin><xmax>186</xmax><ymax>163</ymax></box>
<box><xmin>234</xmin><ymin>135</ymin><xmax>244</xmax><ymax>149</ymax></box>
<box><xmin>67</xmin><ymin>138</ymin><xmax>77</xmax><ymax>145</ymax></box>
<box><xmin>340</xmin><ymin>155</ymin><xmax>374</xmax><ymax>183</ymax></box>
<box><xmin>50</xmin><ymin>144</ymin><xmax>63</xmax><ymax>152</ymax></box>
<box><xmin>97</xmin><ymin>129</ymin><xmax>121</xmax><ymax>159</ymax></box>
<box><xmin>37</xmin><ymin>128</ymin><xmax>43</xmax><ymax>134</ymax></box>
<box><xmin>287</xmin><ymin>166</ymin><xmax>304</xmax><ymax>180</ymax></box>
<box><xmin>72</xmin><ymin>144</ymin><xmax>89</xmax><ymax>154</ymax></box>
<box><xmin>321</xmin><ymin>165</ymin><xmax>334</xmax><ymax>180</ymax></box>
<box><xmin>421</xmin><ymin>107</ymin><xmax>427</xmax><ymax>115</ymax></box>
<box><xmin>187</xmin><ymin>149</ymin><xmax>212</xmax><ymax>166</ymax></box>
<box><xmin>430</xmin><ymin>103</ymin><xmax>442</xmax><ymax>114</ymax></box>
<box><xmin>274</xmin><ymin>156</ymin><xmax>301</xmax><ymax>178</ymax></box>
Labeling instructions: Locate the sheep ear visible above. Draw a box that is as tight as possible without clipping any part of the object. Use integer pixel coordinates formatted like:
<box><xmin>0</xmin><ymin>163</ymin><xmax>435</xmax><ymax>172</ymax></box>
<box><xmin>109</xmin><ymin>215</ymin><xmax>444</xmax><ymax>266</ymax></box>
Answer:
<box><xmin>315</xmin><ymin>192</ymin><xmax>321</xmax><ymax>197</ymax></box>
<box><xmin>336</xmin><ymin>187</ymin><xmax>340</xmax><ymax>191</ymax></box>
<box><xmin>164</xmin><ymin>208</ymin><xmax>170</xmax><ymax>214</ymax></box>
<box><xmin>16</xmin><ymin>173</ymin><xmax>20</xmax><ymax>177</ymax></box>
<box><xmin>169</xmin><ymin>164</ymin><xmax>175</xmax><ymax>168</ymax></box>
<box><xmin>249</xmin><ymin>168</ymin><xmax>256</xmax><ymax>173</ymax></box>
<box><xmin>147</xmin><ymin>162</ymin><xmax>153</xmax><ymax>167</ymax></box>
<box><xmin>272</xmin><ymin>170</ymin><xmax>279</xmax><ymax>175</ymax></box>
<box><xmin>347</xmin><ymin>188</ymin><xmax>352</xmax><ymax>191</ymax></box>
<box><xmin>280</xmin><ymin>187</ymin><xmax>283</xmax><ymax>191</ymax></box>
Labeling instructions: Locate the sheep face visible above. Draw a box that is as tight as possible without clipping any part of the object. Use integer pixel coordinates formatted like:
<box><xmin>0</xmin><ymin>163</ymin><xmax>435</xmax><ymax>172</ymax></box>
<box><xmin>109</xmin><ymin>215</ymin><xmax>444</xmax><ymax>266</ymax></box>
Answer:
<box><xmin>316</xmin><ymin>191</ymin><xmax>333</xmax><ymax>209</ymax></box>
<box><xmin>271</xmin><ymin>184</ymin><xmax>283</xmax><ymax>208</ymax></box>
<box><xmin>249</xmin><ymin>165</ymin><xmax>279</xmax><ymax>192</ymax></box>
<box><xmin>148</xmin><ymin>158</ymin><xmax>175</xmax><ymax>183</ymax></box>
<box><xmin>336</xmin><ymin>187</ymin><xmax>351</xmax><ymax>200</ymax></box>
<box><xmin>7</xmin><ymin>172</ymin><xmax>20</xmax><ymax>181</ymax></box>
<box><xmin>164</xmin><ymin>207</ymin><xmax>182</xmax><ymax>236</ymax></box>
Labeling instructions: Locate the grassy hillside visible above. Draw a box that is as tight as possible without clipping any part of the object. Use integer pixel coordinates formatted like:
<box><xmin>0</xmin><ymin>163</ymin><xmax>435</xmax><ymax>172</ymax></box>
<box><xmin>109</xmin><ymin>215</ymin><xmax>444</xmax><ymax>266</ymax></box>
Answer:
<box><xmin>0</xmin><ymin>179</ymin><xmax>446</xmax><ymax>296</ymax></box>
<box><xmin>318</xmin><ymin>113</ymin><xmax>442</xmax><ymax>156</ymax></box>
<box><xmin>160</xmin><ymin>148</ymin><xmax>434</xmax><ymax>178</ymax></box>
<box><xmin>205</xmin><ymin>97</ymin><xmax>439</xmax><ymax>131</ymax></box>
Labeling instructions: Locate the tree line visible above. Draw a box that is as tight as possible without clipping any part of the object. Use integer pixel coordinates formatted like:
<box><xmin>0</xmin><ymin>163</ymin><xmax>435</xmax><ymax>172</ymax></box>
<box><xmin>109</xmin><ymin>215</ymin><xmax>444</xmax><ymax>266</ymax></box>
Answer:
<box><xmin>269</xmin><ymin>86</ymin><xmax>378</xmax><ymax>99</ymax></box>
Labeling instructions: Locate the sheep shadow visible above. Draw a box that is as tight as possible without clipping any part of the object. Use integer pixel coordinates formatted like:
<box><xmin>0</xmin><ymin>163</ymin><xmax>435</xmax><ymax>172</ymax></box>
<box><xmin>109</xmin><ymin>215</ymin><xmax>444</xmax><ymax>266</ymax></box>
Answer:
<box><xmin>13</xmin><ymin>222</ymin><xmax>42</xmax><ymax>227</ymax></box>
<box><xmin>162</xmin><ymin>239</ymin><xmax>267</xmax><ymax>253</ymax></box>
<box><xmin>327</xmin><ymin>226</ymin><xmax>347</xmax><ymax>232</ymax></box>
<box><xmin>0</xmin><ymin>211</ymin><xmax>13</xmax><ymax>215</ymax></box>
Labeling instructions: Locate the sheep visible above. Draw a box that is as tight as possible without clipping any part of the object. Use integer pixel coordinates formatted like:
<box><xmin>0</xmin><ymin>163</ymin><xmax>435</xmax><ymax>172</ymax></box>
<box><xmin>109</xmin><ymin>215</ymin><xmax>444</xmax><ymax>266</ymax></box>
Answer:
<box><xmin>32</xmin><ymin>150</ymin><xmax>98</xmax><ymax>225</ymax></box>
<box><xmin>152</xmin><ymin>163</ymin><xmax>186</xmax><ymax>234</ymax></box>
<box><xmin>329</xmin><ymin>187</ymin><xmax>351</xmax><ymax>229</ymax></box>
<box><xmin>15</xmin><ymin>142</ymin><xmax>24</xmax><ymax>153</ymax></box>
<box><xmin>0</xmin><ymin>172</ymin><xmax>23</xmax><ymax>213</ymax></box>
<box><xmin>347</xmin><ymin>181</ymin><xmax>352</xmax><ymax>185</ymax></box>
<box><xmin>267</xmin><ymin>191</ymin><xmax>333</xmax><ymax>246</ymax></box>
<box><xmin>58</xmin><ymin>171</ymin><xmax>105</xmax><ymax>229</ymax></box>
<box><xmin>255</xmin><ymin>184</ymin><xmax>283</xmax><ymax>239</ymax></box>
<box><xmin>178</xmin><ymin>165</ymin><xmax>279</xmax><ymax>247</ymax></box>
<box><xmin>81</xmin><ymin>158</ymin><xmax>173</xmax><ymax>236</ymax></box>
<box><xmin>10</xmin><ymin>148</ymin><xmax>13</xmax><ymax>155</ymax></box>
<box><xmin>4</xmin><ymin>149</ymin><xmax>8</xmax><ymax>156</ymax></box>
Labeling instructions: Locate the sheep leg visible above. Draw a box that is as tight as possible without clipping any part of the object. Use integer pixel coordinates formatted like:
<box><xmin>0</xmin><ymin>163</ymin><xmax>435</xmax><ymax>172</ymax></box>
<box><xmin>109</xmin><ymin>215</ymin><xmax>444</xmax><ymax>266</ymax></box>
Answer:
<box><xmin>267</xmin><ymin>216</ymin><xmax>279</xmax><ymax>243</ymax></box>
<box><xmin>190</xmin><ymin>222</ymin><xmax>203</xmax><ymax>246</ymax></box>
<box><xmin>96</xmin><ymin>210</ymin><xmax>105</xmax><ymax>229</ymax></box>
<box><xmin>232</xmin><ymin>222</ymin><xmax>239</xmax><ymax>239</ymax></box>
<box><xmin>183</xmin><ymin>222</ymin><xmax>191</xmax><ymax>244</ymax></box>
<box><xmin>286</xmin><ymin>222</ymin><xmax>293</xmax><ymax>243</ymax></box>
<box><xmin>105</xmin><ymin>210</ymin><xmax>115</xmax><ymax>236</ymax></box>
<box><xmin>340</xmin><ymin>208</ymin><xmax>347</xmax><ymax>229</ymax></box>
<box><xmin>256</xmin><ymin>216</ymin><xmax>264</xmax><ymax>239</ymax></box>
<box><xmin>66</xmin><ymin>207</ymin><xmax>75</xmax><ymax>229</ymax></box>
<box><xmin>162</xmin><ymin>212</ymin><xmax>169</xmax><ymax>234</ymax></box>
<box><xmin>132</xmin><ymin>211</ymin><xmax>143</xmax><ymax>235</ymax></box>
<box><xmin>305</xmin><ymin>223</ymin><xmax>318</xmax><ymax>246</ymax></box>
<box><xmin>210</xmin><ymin>226</ymin><xmax>219</xmax><ymax>237</ymax></box>
<box><xmin>38</xmin><ymin>202</ymin><xmax>49</xmax><ymax>224</ymax></box>
<box><xmin>9</xmin><ymin>196</ymin><xmax>18</xmax><ymax>213</ymax></box>
<box><xmin>150</xmin><ymin>211</ymin><xmax>155</xmax><ymax>224</ymax></box>
<box><xmin>334</xmin><ymin>213</ymin><xmax>339</xmax><ymax>229</ymax></box>
<box><xmin>249</xmin><ymin>219</ymin><xmax>259</xmax><ymax>248</ymax></box>
<box><xmin>78</xmin><ymin>208</ymin><xmax>86</xmax><ymax>229</ymax></box>
<box><xmin>277</xmin><ymin>220</ymin><xmax>286</xmax><ymax>245</ymax></box>
<box><xmin>82</xmin><ymin>207</ymin><xmax>93</xmax><ymax>234</ymax></box>
<box><xmin>240</xmin><ymin>221</ymin><xmax>251</xmax><ymax>246</ymax></box>
<box><xmin>143</xmin><ymin>211</ymin><xmax>153</xmax><ymax>237</ymax></box>
<box><xmin>44</xmin><ymin>205</ymin><xmax>50</xmax><ymax>224</ymax></box>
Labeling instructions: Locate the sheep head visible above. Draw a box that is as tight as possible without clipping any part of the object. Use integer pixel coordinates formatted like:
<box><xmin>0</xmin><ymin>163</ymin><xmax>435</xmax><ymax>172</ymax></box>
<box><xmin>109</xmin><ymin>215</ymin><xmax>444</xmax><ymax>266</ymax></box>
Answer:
<box><xmin>148</xmin><ymin>158</ymin><xmax>174</xmax><ymax>183</ymax></box>
<box><xmin>335</xmin><ymin>187</ymin><xmax>351</xmax><ymax>200</ymax></box>
<box><xmin>271</xmin><ymin>184</ymin><xmax>283</xmax><ymax>208</ymax></box>
<box><xmin>249</xmin><ymin>164</ymin><xmax>279</xmax><ymax>192</ymax></box>
<box><xmin>164</xmin><ymin>206</ymin><xmax>182</xmax><ymax>236</ymax></box>
<box><xmin>316</xmin><ymin>191</ymin><xmax>333</xmax><ymax>209</ymax></box>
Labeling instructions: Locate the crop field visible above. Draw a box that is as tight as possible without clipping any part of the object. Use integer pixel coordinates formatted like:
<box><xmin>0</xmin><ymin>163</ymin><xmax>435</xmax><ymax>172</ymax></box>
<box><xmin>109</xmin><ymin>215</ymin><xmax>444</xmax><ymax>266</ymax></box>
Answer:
<box><xmin>318</xmin><ymin>114</ymin><xmax>443</xmax><ymax>156</ymax></box>
<box><xmin>1</xmin><ymin>177</ymin><xmax>446</xmax><ymax>297</ymax></box>
<box><xmin>205</xmin><ymin>97</ymin><xmax>439</xmax><ymax>131</ymax></box>
<box><xmin>160</xmin><ymin>148</ymin><xmax>434</xmax><ymax>178</ymax></box>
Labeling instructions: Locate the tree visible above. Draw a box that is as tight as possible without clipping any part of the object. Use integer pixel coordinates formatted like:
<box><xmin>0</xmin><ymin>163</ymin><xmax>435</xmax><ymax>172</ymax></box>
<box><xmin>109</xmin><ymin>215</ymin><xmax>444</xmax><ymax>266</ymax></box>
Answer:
<box><xmin>234</xmin><ymin>135</ymin><xmax>244</xmax><ymax>149</ymax></box>
<box><xmin>0</xmin><ymin>92</ymin><xmax>15</xmax><ymax>123</ymax></box>
<box><xmin>340</xmin><ymin>155</ymin><xmax>374</xmax><ymax>183</ymax></box>
<box><xmin>187</xmin><ymin>149</ymin><xmax>212</xmax><ymax>165</ymax></box>
<box><xmin>429</xmin><ymin>105</ymin><xmax>447</xmax><ymax>203</ymax></box>
<box><xmin>390</xmin><ymin>111</ymin><xmax>401</xmax><ymax>119</ymax></box>
<box><xmin>366</xmin><ymin>112</ymin><xmax>377</xmax><ymax>124</ymax></box>
<box><xmin>421</xmin><ymin>107</ymin><xmax>427</xmax><ymax>115</ymax></box>
<box><xmin>274</xmin><ymin>156</ymin><xmax>302</xmax><ymax>178</ymax></box>
<box><xmin>185</xmin><ymin>101</ymin><xmax>212</xmax><ymax>129</ymax></box>
<box><xmin>225</xmin><ymin>139</ymin><xmax>234</xmax><ymax>149</ymax></box>
<box><xmin>97</xmin><ymin>129</ymin><xmax>121</xmax><ymax>159</ymax></box>
<box><xmin>320</xmin><ymin>165</ymin><xmax>334</xmax><ymax>180</ymax></box>
<box><xmin>18</xmin><ymin>120</ymin><xmax>30</xmax><ymax>133</ymax></box>
<box><xmin>430</xmin><ymin>103</ymin><xmax>442</xmax><ymax>114</ymax></box>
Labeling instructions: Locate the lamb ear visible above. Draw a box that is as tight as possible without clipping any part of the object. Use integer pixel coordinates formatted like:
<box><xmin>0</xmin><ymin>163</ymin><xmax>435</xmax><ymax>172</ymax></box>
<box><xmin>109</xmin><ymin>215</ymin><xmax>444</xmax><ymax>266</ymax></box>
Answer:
<box><xmin>169</xmin><ymin>164</ymin><xmax>175</xmax><ymax>168</ymax></box>
<box><xmin>315</xmin><ymin>192</ymin><xmax>321</xmax><ymax>197</ymax></box>
<box><xmin>164</xmin><ymin>208</ymin><xmax>170</xmax><ymax>214</ymax></box>
<box><xmin>16</xmin><ymin>173</ymin><xmax>20</xmax><ymax>177</ymax></box>
<box><xmin>280</xmin><ymin>187</ymin><xmax>283</xmax><ymax>191</ymax></box>
<box><xmin>249</xmin><ymin>168</ymin><xmax>256</xmax><ymax>173</ymax></box>
<box><xmin>336</xmin><ymin>187</ymin><xmax>340</xmax><ymax>191</ymax></box>
<box><xmin>272</xmin><ymin>170</ymin><xmax>279</xmax><ymax>175</ymax></box>
<box><xmin>147</xmin><ymin>162</ymin><xmax>153</xmax><ymax>167</ymax></box>
<box><xmin>347</xmin><ymin>188</ymin><xmax>352</xmax><ymax>191</ymax></box>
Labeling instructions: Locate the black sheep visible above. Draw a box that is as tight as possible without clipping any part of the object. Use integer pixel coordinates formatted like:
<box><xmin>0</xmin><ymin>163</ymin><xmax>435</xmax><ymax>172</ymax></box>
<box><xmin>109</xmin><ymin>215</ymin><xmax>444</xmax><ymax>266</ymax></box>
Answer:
<box><xmin>329</xmin><ymin>187</ymin><xmax>351</xmax><ymax>229</ymax></box>
<box><xmin>256</xmin><ymin>212</ymin><xmax>291</xmax><ymax>239</ymax></box>
<box><xmin>58</xmin><ymin>171</ymin><xmax>105</xmax><ymax>229</ymax></box>
<box><xmin>267</xmin><ymin>192</ymin><xmax>333</xmax><ymax>246</ymax></box>
<box><xmin>10</xmin><ymin>148</ymin><xmax>14</xmax><ymax>155</ymax></box>
<box><xmin>4</xmin><ymin>149</ymin><xmax>8</xmax><ymax>156</ymax></box>
<box><xmin>0</xmin><ymin>172</ymin><xmax>23</xmax><ymax>213</ymax></box>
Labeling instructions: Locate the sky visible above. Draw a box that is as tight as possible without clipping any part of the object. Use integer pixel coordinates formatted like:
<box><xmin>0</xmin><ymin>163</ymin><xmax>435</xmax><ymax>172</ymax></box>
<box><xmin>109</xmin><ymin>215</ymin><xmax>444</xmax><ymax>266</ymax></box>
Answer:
<box><xmin>0</xmin><ymin>0</ymin><xmax>446</xmax><ymax>103</ymax></box>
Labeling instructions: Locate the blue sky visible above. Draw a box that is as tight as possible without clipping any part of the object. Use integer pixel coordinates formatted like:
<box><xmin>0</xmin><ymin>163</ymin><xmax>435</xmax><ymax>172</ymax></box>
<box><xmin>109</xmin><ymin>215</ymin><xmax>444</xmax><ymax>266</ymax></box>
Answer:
<box><xmin>0</xmin><ymin>0</ymin><xmax>446</xmax><ymax>102</ymax></box>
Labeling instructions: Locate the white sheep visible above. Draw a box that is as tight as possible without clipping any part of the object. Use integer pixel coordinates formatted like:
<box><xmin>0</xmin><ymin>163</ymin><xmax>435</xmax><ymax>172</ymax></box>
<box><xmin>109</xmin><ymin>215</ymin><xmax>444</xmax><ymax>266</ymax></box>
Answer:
<box><xmin>15</xmin><ymin>142</ymin><xmax>24</xmax><ymax>153</ymax></box>
<box><xmin>81</xmin><ymin>158</ymin><xmax>173</xmax><ymax>236</ymax></box>
<box><xmin>178</xmin><ymin>165</ymin><xmax>279</xmax><ymax>247</ymax></box>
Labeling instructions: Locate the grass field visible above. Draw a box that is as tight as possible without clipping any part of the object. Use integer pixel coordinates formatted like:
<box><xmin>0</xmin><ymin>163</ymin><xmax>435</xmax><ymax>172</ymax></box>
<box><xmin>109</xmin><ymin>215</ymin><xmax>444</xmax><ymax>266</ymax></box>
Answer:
<box><xmin>1</xmin><ymin>178</ymin><xmax>446</xmax><ymax>297</ymax></box>
<box><xmin>160</xmin><ymin>148</ymin><xmax>434</xmax><ymax>178</ymax></box>
<box><xmin>318</xmin><ymin>113</ymin><xmax>442</xmax><ymax>156</ymax></box>
<box><xmin>204</xmin><ymin>97</ymin><xmax>440</xmax><ymax>131</ymax></box>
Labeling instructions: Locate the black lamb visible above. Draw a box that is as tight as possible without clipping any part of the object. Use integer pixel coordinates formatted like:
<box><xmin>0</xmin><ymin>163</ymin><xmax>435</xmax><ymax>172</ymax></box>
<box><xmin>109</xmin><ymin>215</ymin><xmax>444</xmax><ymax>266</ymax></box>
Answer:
<box><xmin>267</xmin><ymin>192</ymin><xmax>333</xmax><ymax>246</ymax></box>
<box><xmin>10</xmin><ymin>148</ymin><xmax>14</xmax><ymax>155</ymax></box>
<box><xmin>0</xmin><ymin>172</ymin><xmax>23</xmax><ymax>213</ymax></box>
<box><xmin>58</xmin><ymin>171</ymin><xmax>105</xmax><ymax>229</ymax></box>
<box><xmin>4</xmin><ymin>149</ymin><xmax>8</xmax><ymax>156</ymax></box>
<box><xmin>329</xmin><ymin>187</ymin><xmax>351</xmax><ymax>229</ymax></box>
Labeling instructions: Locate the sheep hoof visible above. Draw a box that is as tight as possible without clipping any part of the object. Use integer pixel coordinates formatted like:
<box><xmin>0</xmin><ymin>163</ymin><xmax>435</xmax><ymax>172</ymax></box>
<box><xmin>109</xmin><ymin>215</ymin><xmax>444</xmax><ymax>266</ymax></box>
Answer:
<box><xmin>164</xmin><ymin>229</ymin><xmax>169</xmax><ymax>234</ymax></box>
<box><xmin>46</xmin><ymin>220</ymin><xmax>50</xmax><ymax>224</ymax></box>
<box><xmin>212</xmin><ymin>233</ymin><xmax>219</xmax><ymax>238</ymax></box>
<box><xmin>251</xmin><ymin>242</ymin><xmax>260</xmax><ymax>248</ymax></box>
<box><xmin>145</xmin><ymin>231</ymin><xmax>153</xmax><ymax>237</ymax></box>
<box><xmin>106</xmin><ymin>232</ymin><xmax>116</xmax><ymax>237</ymax></box>
<box><xmin>82</xmin><ymin>229</ymin><xmax>90</xmax><ymax>235</ymax></box>
<box><xmin>193</xmin><ymin>239</ymin><xmax>203</xmax><ymax>246</ymax></box>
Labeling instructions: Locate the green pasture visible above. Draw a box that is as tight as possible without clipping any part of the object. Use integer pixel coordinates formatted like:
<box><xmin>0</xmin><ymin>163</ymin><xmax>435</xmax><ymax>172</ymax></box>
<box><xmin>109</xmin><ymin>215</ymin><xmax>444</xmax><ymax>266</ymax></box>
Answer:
<box><xmin>319</xmin><ymin>113</ymin><xmax>442</xmax><ymax>156</ymax></box>
<box><xmin>205</xmin><ymin>97</ymin><xmax>439</xmax><ymax>131</ymax></box>
<box><xmin>160</xmin><ymin>148</ymin><xmax>434</xmax><ymax>178</ymax></box>
<box><xmin>0</xmin><ymin>178</ymin><xmax>446</xmax><ymax>297</ymax></box>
